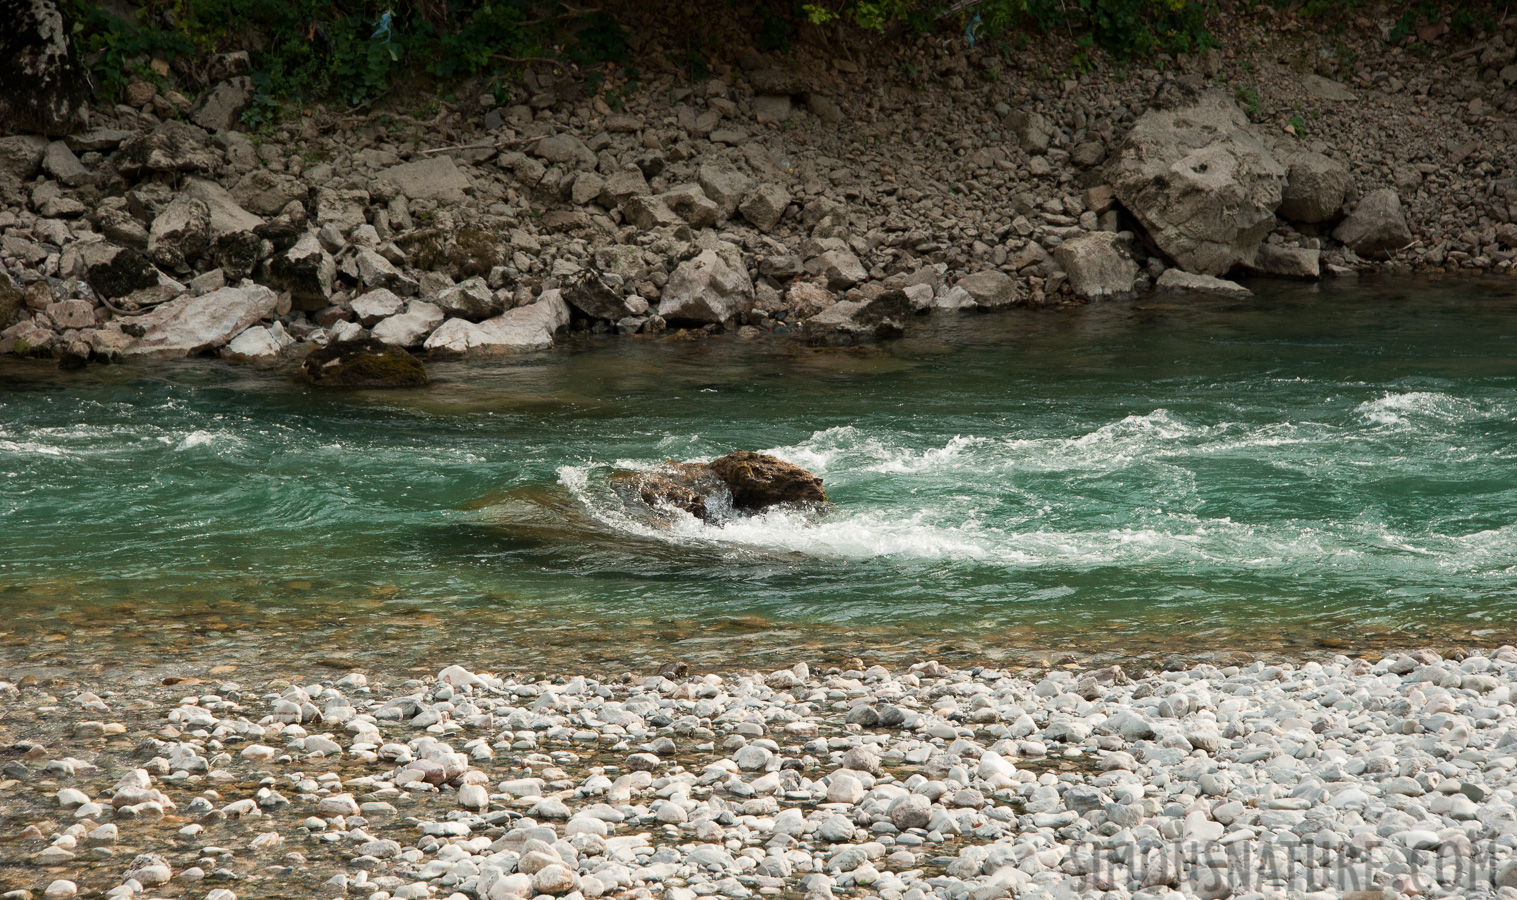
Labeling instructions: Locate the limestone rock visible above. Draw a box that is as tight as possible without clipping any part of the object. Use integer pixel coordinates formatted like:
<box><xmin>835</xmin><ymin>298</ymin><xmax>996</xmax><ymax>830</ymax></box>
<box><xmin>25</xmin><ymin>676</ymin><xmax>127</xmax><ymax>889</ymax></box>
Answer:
<box><xmin>785</xmin><ymin>282</ymin><xmax>835</xmax><ymax>318</ymax></box>
<box><xmin>564</xmin><ymin>272</ymin><xmax>635</xmax><ymax>321</ymax></box>
<box><xmin>214</xmin><ymin>231</ymin><xmax>261</xmax><ymax>281</ymax></box>
<box><xmin>698</xmin><ymin>166</ymin><xmax>756</xmax><ymax>219</ymax></box>
<box><xmin>83</xmin><ymin>243</ymin><xmax>160</xmax><ymax>299</ymax></box>
<box><xmin>621</xmin><ymin>194</ymin><xmax>682</xmax><ymax>230</ymax></box>
<box><xmin>42</xmin><ymin>140</ymin><xmax>90</xmax><ymax>186</ymax></box>
<box><xmin>351</xmin><ymin>288</ymin><xmax>405</xmax><ymax>326</ymax></box>
<box><xmin>183</xmin><ymin>177</ymin><xmax>265</xmax><ymax>235</ymax></box>
<box><xmin>380</xmin><ymin>156</ymin><xmax>472</xmax><ymax>204</ymax></box>
<box><xmin>805</xmin><ymin>248</ymin><xmax>867</xmax><ymax>291</ymax></box>
<box><xmin>190</xmin><ymin>77</ymin><xmax>252</xmax><ymax>132</ymax></box>
<box><xmin>267</xmin><ymin>233</ymin><xmax>335</xmax><ymax>311</ymax></box>
<box><xmin>148</xmin><ymin>196</ymin><xmax>212</xmax><ymax>270</ymax></box>
<box><xmin>1155</xmin><ymin>269</ymin><xmax>1252</xmax><ymax>296</ymax></box>
<box><xmin>301</xmin><ymin>337</ymin><xmax>428</xmax><ymax>388</ymax></box>
<box><xmin>435</xmin><ymin>277</ymin><xmax>504</xmax><ymax>322</ymax></box>
<box><xmin>1003</xmin><ymin>110</ymin><xmax>1053</xmax><ymax>155</ymax></box>
<box><xmin>657</xmin><ymin>245</ymin><xmax>754</xmax><ymax>326</ymax></box>
<box><xmin>124</xmin><ymin>284</ymin><xmax>279</xmax><ymax>358</ymax></box>
<box><xmin>1252</xmin><ymin>244</ymin><xmax>1320</xmax><ymax>279</ymax></box>
<box><xmin>1333</xmin><ymin>188</ymin><xmax>1412</xmax><ymax>255</ymax></box>
<box><xmin>1108</xmin><ymin>83</ymin><xmax>1285</xmax><ymax>275</ymax></box>
<box><xmin>223</xmin><ymin>321</ymin><xmax>293</xmax><ymax>362</ymax></box>
<box><xmin>660</xmin><ymin>185</ymin><xmax>720</xmax><ymax>229</ymax></box>
<box><xmin>1054</xmin><ymin>233</ymin><xmax>1139</xmax><ymax>300</ymax></box>
<box><xmin>599</xmin><ymin>165</ymin><xmax>651</xmax><ymax>207</ymax></box>
<box><xmin>739</xmin><ymin>184</ymin><xmax>789</xmax><ymax>233</ymax></box>
<box><xmin>372</xmin><ymin>300</ymin><xmax>445</xmax><ymax>348</ymax></box>
<box><xmin>955</xmin><ymin>270</ymin><xmax>1022</xmax><ymax>308</ymax></box>
<box><xmin>232</xmin><ymin>170</ymin><xmax>309</xmax><ymax>217</ymax></box>
<box><xmin>0</xmin><ymin>134</ymin><xmax>49</xmax><ymax>197</ymax></box>
<box><xmin>803</xmin><ymin>289</ymin><xmax>913</xmax><ymax>345</ymax></box>
<box><xmin>1278</xmin><ymin>151</ymin><xmax>1352</xmax><ymax>224</ymax></box>
<box><xmin>0</xmin><ymin>0</ymin><xmax>91</xmax><ymax>135</ymax></box>
<box><xmin>115</xmin><ymin>121</ymin><xmax>220</xmax><ymax>176</ymax></box>
<box><xmin>422</xmin><ymin>291</ymin><xmax>569</xmax><ymax>356</ymax></box>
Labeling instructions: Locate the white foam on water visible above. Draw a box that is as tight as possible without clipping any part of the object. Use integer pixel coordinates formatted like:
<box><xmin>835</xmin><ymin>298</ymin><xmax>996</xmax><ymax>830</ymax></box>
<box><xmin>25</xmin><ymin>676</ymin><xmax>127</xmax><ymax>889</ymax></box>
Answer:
<box><xmin>1355</xmin><ymin>391</ymin><xmax>1481</xmax><ymax>427</ymax></box>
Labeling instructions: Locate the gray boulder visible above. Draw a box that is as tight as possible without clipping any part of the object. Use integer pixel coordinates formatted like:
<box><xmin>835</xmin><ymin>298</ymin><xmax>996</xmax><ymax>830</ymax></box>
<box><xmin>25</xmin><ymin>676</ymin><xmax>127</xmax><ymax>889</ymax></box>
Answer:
<box><xmin>1155</xmin><ymin>269</ymin><xmax>1252</xmax><ymax>296</ymax></box>
<box><xmin>1054</xmin><ymin>233</ymin><xmax>1139</xmax><ymax>300</ymax></box>
<box><xmin>955</xmin><ymin>270</ymin><xmax>1022</xmax><ymax>308</ymax></box>
<box><xmin>564</xmin><ymin>272</ymin><xmax>636</xmax><ymax>321</ymax></box>
<box><xmin>115</xmin><ymin>121</ymin><xmax>220</xmax><ymax>176</ymax></box>
<box><xmin>660</xmin><ymin>185</ymin><xmax>720</xmax><ymax>229</ymax></box>
<box><xmin>1252</xmin><ymin>244</ymin><xmax>1320</xmax><ymax>279</ymax></box>
<box><xmin>739</xmin><ymin>184</ymin><xmax>789</xmax><ymax>233</ymax></box>
<box><xmin>1003</xmin><ymin>110</ymin><xmax>1053</xmax><ymax>155</ymax></box>
<box><xmin>434</xmin><ymin>277</ymin><xmax>504</xmax><ymax>322</ymax></box>
<box><xmin>1278</xmin><ymin>152</ymin><xmax>1352</xmax><ymax>224</ymax></box>
<box><xmin>0</xmin><ymin>134</ymin><xmax>49</xmax><ymax>197</ymax></box>
<box><xmin>42</xmin><ymin>140</ymin><xmax>90</xmax><ymax>186</ymax></box>
<box><xmin>599</xmin><ymin>165</ymin><xmax>651</xmax><ymax>207</ymax></box>
<box><xmin>657</xmin><ymin>244</ymin><xmax>754</xmax><ymax>326</ymax></box>
<box><xmin>267</xmin><ymin>232</ymin><xmax>335</xmax><ymax>311</ymax></box>
<box><xmin>191</xmin><ymin>77</ymin><xmax>252</xmax><ymax>132</ymax></box>
<box><xmin>1332</xmin><ymin>188</ymin><xmax>1412</xmax><ymax>255</ymax></box>
<box><xmin>147</xmin><ymin>196</ymin><xmax>212</xmax><ymax>270</ymax></box>
<box><xmin>803</xmin><ymin>290</ymin><xmax>913</xmax><ymax>345</ymax></box>
<box><xmin>621</xmin><ymin>194</ymin><xmax>681</xmax><ymax>230</ymax></box>
<box><xmin>372</xmin><ymin>300</ymin><xmax>445</xmax><ymax>348</ymax></box>
<box><xmin>0</xmin><ymin>0</ymin><xmax>91</xmax><ymax>135</ymax></box>
<box><xmin>424</xmin><ymin>291</ymin><xmax>570</xmax><ymax>356</ymax></box>
<box><xmin>124</xmin><ymin>284</ymin><xmax>279</xmax><ymax>358</ymax></box>
<box><xmin>697</xmin><ymin>166</ymin><xmax>755</xmax><ymax>220</ymax></box>
<box><xmin>805</xmin><ymin>248</ymin><xmax>867</xmax><ymax>291</ymax></box>
<box><xmin>380</xmin><ymin>156</ymin><xmax>472</xmax><ymax>204</ymax></box>
<box><xmin>1108</xmin><ymin>84</ymin><xmax>1285</xmax><ymax>275</ymax></box>
<box><xmin>232</xmin><ymin>170</ymin><xmax>308</xmax><ymax>217</ymax></box>
<box><xmin>353</xmin><ymin>247</ymin><xmax>417</xmax><ymax>295</ymax></box>
<box><xmin>82</xmin><ymin>243</ymin><xmax>160</xmax><ymax>299</ymax></box>
<box><xmin>351</xmin><ymin>288</ymin><xmax>405</xmax><ymax>326</ymax></box>
<box><xmin>183</xmin><ymin>177</ymin><xmax>265</xmax><ymax>235</ymax></box>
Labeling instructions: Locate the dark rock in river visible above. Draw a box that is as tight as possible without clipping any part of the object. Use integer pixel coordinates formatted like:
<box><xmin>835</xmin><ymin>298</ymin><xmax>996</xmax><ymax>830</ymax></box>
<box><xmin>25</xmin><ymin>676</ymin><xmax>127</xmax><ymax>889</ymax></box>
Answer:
<box><xmin>301</xmin><ymin>337</ymin><xmax>428</xmax><ymax>389</ymax></box>
<box><xmin>708</xmin><ymin>451</ymin><xmax>827</xmax><ymax>510</ymax></box>
<box><xmin>612</xmin><ymin>452</ymin><xmax>827</xmax><ymax>522</ymax></box>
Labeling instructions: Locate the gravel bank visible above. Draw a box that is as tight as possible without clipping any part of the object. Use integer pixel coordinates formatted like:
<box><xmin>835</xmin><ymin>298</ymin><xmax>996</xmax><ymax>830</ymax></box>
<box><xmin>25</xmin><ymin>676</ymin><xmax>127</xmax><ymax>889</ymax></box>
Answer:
<box><xmin>7</xmin><ymin>648</ymin><xmax>1517</xmax><ymax>900</ymax></box>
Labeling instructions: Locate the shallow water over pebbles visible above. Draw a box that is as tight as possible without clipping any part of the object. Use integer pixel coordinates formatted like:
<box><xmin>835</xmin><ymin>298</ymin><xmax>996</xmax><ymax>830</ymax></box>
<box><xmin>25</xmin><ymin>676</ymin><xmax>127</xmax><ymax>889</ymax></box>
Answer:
<box><xmin>4</xmin><ymin>275</ymin><xmax>1517</xmax><ymax>679</ymax></box>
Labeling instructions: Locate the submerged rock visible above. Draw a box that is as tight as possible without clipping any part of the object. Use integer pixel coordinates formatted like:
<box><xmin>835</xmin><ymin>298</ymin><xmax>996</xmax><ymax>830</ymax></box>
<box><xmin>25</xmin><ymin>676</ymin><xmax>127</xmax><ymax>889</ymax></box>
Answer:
<box><xmin>612</xmin><ymin>452</ymin><xmax>827</xmax><ymax>523</ymax></box>
<box><xmin>301</xmin><ymin>337</ymin><xmax>428</xmax><ymax>389</ymax></box>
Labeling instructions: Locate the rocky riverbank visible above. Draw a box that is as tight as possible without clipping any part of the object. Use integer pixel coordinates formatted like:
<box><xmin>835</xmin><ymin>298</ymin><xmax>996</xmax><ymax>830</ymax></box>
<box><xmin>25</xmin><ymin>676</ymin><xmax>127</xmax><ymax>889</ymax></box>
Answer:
<box><xmin>5</xmin><ymin>648</ymin><xmax>1517</xmax><ymax>900</ymax></box>
<box><xmin>1</xmin><ymin>8</ymin><xmax>1516</xmax><ymax>368</ymax></box>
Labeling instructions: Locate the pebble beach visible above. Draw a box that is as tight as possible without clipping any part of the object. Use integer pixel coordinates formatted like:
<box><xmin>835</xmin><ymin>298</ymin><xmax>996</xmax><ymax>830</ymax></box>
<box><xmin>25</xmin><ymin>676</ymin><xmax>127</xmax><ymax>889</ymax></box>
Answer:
<box><xmin>7</xmin><ymin>648</ymin><xmax>1517</xmax><ymax>900</ymax></box>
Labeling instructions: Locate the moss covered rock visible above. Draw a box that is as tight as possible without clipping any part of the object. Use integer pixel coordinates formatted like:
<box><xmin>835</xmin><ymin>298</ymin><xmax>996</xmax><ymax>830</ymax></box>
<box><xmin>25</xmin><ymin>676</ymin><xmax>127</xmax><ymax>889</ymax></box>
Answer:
<box><xmin>300</xmin><ymin>337</ymin><xmax>428</xmax><ymax>389</ymax></box>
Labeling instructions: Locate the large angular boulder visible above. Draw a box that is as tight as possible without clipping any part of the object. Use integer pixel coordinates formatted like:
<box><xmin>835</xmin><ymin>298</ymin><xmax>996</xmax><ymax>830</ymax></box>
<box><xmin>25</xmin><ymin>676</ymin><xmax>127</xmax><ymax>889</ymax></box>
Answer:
<box><xmin>1277</xmin><ymin>151</ymin><xmax>1352</xmax><ymax>224</ymax></box>
<box><xmin>124</xmin><ymin>285</ymin><xmax>279</xmax><ymax>358</ymax></box>
<box><xmin>0</xmin><ymin>134</ymin><xmax>49</xmax><ymax>197</ymax></box>
<box><xmin>82</xmin><ymin>243</ymin><xmax>160</xmax><ymax>299</ymax></box>
<box><xmin>422</xmin><ymin>291</ymin><xmax>569</xmax><ymax>356</ymax></box>
<box><xmin>183</xmin><ymin>177</ymin><xmax>265</xmax><ymax>235</ymax></box>
<box><xmin>190</xmin><ymin>77</ymin><xmax>252</xmax><ymax>132</ymax></box>
<box><xmin>0</xmin><ymin>0</ymin><xmax>91</xmax><ymax>135</ymax></box>
<box><xmin>1054</xmin><ymin>233</ymin><xmax>1139</xmax><ymax>300</ymax></box>
<box><xmin>696</xmin><ymin>166</ymin><xmax>756</xmax><ymax>219</ymax></box>
<box><xmin>1155</xmin><ymin>269</ymin><xmax>1251</xmax><ymax>296</ymax></box>
<box><xmin>611</xmin><ymin>462</ymin><xmax>726</xmax><ymax>522</ymax></box>
<box><xmin>267</xmin><ymin>232</ymin><xmax>335</xmax><ymax>311</ymax></box>
<box><xmin>147</xmin><ymin>196</ymin><xmax>212</xmax><ymax>271</ymax></box>
<box><xmin>434</xmin><ymin>277</ymin><xmax>504</xmax><ymax>322</ymax></box>
<box><xmin>301</xmin><ymin>337</ymin><xmax>428</xmax><ymax>388</ymax></box>
<box><xmin>1332</xmin><ymin>189</ymin><xmax>1412</xmax><ymax>255</ymax></box>
<box><xmin>380</xmin><ymin>156</ymin><xmax>472</xmax><ymax>204</ymax></box>
<box><xmin>739</xmin><ymin>184</ymin><xmax>789</xmax><ymax>233</ymax></box>
<box><xmin>115</xmin><ymin>121</ymin><xmax>220</xmax><ymax>176</ymax></box>
<box><xmin>564</xmin><ymin>272</ymin><xmax>637</xmax><ymax>321</ymax></box>
<box><xmin>955</xmin><ymin>270</ymin><xmax>1022</xmax><ymax>308</ymax></box>
<box><xmin>657</xmin><ymin>244</ymin><xmax>754</xmax><ymax>326</ymax></box>
<box><xmin>372</xmin><ymin>300</ymin><xmax>445</xmax><ymax>348</ymax></box>
<box><xmin>803</xmin><ymin>289</ymin><xmax>913</xmax><ymax>345</ymax></box>
<box><xmin>1107</xmin><ymin>82</ymin><xmax>1285</xmax><ymax>275</ymax></box>
<box><xmin>232</xmin><ymin>170</ymin><xmax>308</xmax><ymax>217</ymax></box>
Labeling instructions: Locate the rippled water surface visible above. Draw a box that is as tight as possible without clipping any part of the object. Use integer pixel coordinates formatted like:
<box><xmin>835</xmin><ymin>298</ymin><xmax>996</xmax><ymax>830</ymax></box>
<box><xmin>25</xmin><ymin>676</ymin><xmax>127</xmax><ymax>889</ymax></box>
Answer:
<box><xmin>4</xmin><ymin>276</ymin><xmax>1517</xmax><ymax>677</ymax></box>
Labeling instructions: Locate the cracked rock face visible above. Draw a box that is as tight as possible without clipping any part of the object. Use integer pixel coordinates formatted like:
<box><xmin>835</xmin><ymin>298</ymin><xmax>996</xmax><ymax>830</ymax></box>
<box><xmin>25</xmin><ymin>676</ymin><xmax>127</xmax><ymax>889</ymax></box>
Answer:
<box><xmin>0</xmin><ymin>0</ymin><xmax>91</xmax><ymax>135</ymax></box>
<box><xmin>1108</xmin><ymin>83</ymin><xmax>1285</xmax><ymax>276</ymax></box>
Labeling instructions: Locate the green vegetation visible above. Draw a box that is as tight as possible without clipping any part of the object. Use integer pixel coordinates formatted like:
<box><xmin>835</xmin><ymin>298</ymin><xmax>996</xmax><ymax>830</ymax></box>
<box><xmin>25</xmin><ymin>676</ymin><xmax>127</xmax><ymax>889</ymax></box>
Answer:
<box><xmin>61</xmin><ymin>0</ymin><xmax>1509</xmax><ymax>131</ymax></box>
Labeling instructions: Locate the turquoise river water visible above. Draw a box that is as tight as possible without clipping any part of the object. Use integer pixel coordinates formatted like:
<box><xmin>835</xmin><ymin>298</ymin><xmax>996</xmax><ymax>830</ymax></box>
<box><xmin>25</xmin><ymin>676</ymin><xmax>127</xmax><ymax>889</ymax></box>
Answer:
<box><xmin>3</xmin><ymin>275</ymin><xmax>1517</xmax><ymax>678</ymax></box>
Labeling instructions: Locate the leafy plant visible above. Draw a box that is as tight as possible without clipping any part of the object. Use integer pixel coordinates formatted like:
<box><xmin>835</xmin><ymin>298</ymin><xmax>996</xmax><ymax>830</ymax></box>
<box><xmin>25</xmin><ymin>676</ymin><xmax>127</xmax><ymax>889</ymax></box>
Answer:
<box><xmin>1235</xmin><ymin>85</ymin><xmax>1261</xmax><ymax>118</ymax></box>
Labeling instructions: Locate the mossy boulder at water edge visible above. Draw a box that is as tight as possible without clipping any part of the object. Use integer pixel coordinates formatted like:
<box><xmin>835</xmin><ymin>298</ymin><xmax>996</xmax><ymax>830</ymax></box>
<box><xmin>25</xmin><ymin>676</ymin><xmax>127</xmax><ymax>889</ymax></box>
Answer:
<box><xmin>612</xmin><ymin>452</ymin><xmax>828</xmax><ymax>523</ymax></box>
<box><xmin>300</xmin><ymin>337</ymin><xmax>428</xmax><ymax>389</ymax></box>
